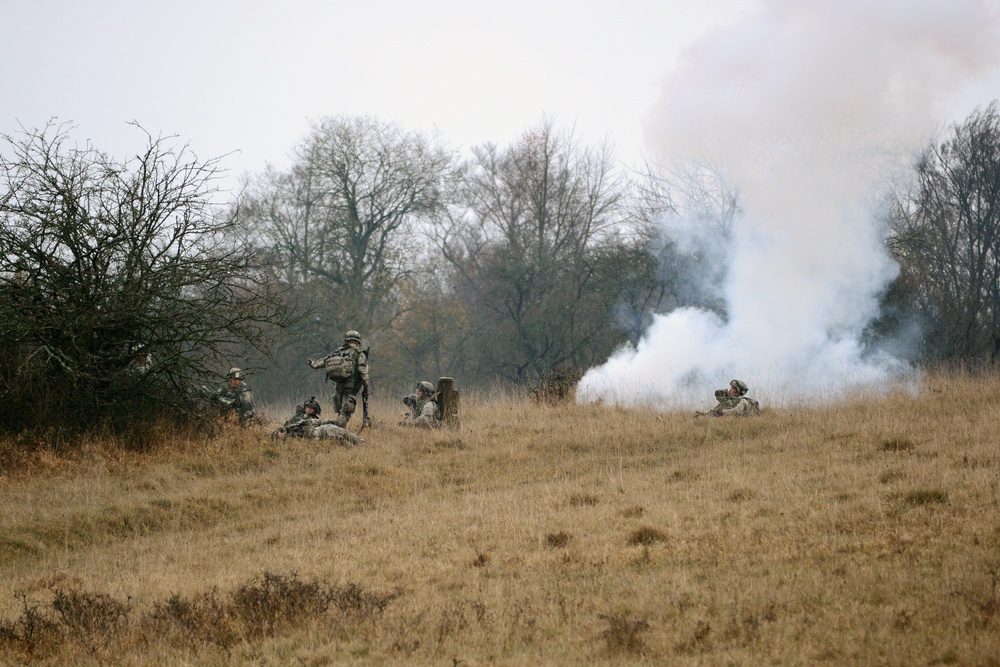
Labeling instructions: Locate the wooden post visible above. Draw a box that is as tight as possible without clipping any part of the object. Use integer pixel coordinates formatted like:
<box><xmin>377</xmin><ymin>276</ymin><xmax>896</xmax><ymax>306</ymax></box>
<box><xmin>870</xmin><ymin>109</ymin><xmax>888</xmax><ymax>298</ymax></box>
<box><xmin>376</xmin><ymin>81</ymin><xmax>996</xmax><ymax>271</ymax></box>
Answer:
<box><xmin>436</xmin><ymin>377</ymin><xmax>460</xmax><ymax>428</ymax></box>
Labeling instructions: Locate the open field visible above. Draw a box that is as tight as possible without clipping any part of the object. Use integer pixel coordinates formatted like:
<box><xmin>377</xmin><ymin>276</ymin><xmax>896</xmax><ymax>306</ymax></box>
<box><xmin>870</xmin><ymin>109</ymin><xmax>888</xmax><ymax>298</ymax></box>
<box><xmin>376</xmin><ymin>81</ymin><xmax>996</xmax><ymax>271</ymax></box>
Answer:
<box><xmin>0</xmin><ymin>371</ymin><xmax>998</xmax><ymax>665</ymax></box>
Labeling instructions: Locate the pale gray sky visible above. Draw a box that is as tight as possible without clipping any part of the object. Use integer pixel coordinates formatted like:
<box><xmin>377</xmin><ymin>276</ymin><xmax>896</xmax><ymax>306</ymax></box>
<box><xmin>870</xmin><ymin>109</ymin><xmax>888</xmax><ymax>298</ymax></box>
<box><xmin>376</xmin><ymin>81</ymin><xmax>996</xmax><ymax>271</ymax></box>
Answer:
<box><xmin>2</xmin><ymin>0</ymin><xmax>760</xmax><ymax>194</ymax></box>
<box><xmin>4</xmin><ymin>0</ymin><xmax>999</xmax><ymax>197</ymax></box>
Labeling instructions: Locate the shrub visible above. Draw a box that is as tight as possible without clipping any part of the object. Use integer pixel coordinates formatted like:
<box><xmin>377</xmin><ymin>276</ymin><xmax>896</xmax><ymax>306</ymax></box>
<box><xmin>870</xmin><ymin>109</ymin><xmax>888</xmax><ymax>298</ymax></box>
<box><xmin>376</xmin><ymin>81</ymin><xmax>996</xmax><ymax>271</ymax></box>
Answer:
<box><xmin>530</xmin><ymin>366</ymin><xmax>583</xmax><ymax>405</ymax></box>
<box><xmin>598</xmin><ymin>610</ymin><xmax>650</xmax><ymax>655</ymax></box>
<box><xmin>546</xmin><ymin>531</ymin><xmax>573</xmax><ymax>548</ymax></box>
<box><xmin>903</xmin><ymin>489</ymin><xmax>948</xmax><ymax>505</ymax></box>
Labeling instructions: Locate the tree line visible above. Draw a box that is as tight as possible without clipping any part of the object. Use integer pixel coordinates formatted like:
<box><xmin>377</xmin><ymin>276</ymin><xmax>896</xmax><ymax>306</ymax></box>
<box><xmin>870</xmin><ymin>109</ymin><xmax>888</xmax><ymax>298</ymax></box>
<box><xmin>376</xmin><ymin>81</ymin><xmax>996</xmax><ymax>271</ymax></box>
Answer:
<box><xmin>239</xmin><ymin>117</ymin><xmax>740</xmax><ymax>400</ymax></box>
<box><xmin>3</xmin><ymin>105</ymin><xmax>1000</xmax><ymax>437</ymax></box>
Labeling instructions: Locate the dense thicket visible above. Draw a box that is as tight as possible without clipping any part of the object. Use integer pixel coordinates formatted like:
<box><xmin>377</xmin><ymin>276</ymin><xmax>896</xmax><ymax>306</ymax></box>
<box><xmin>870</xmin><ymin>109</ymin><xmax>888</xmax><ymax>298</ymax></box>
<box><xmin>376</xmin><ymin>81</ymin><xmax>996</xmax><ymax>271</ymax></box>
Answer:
<box><xmin>0</xmin><ymin>123</ymin><xmax>290</xmax><ymax>437</ymax></box>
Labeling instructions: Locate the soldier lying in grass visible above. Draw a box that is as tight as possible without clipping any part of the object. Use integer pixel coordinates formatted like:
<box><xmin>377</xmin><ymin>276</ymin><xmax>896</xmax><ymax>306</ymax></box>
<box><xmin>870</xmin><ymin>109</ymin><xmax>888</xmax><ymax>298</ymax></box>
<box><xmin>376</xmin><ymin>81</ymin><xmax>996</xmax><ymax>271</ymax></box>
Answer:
<box><xmin>696</xmin><ymin>379</ymin><xmax>761</xmax><ymax>417</ymax></box>
<box><xmin>273</xmin><ymin>397</ymin><xmax>365</xmax><ymax>446</ymax></box>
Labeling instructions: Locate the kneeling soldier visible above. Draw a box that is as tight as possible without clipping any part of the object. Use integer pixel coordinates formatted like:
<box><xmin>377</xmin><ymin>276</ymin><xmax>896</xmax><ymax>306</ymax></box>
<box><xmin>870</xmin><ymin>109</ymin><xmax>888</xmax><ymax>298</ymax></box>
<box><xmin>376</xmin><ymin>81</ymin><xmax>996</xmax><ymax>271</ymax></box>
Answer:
<box><xmin>209</xmin><ymin>368</ymin><xmax>256</xmax><ymax>426</ymax></box>
<box><xmin>401</xmin><ymin>381</ymin><xmax>441</xmax><ymax>428</ymax></box>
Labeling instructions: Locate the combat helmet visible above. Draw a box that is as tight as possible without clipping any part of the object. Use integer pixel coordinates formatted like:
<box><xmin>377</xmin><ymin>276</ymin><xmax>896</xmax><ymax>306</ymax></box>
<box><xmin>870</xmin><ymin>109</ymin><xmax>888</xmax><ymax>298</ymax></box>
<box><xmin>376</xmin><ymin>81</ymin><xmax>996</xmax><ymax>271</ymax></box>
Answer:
<box><xmin>344</xmin><ymin>330</ymin><xmax>362</xmax><ymax>344</ymax></box>
<box><xmin>227</xmin><ymin>368</ymin><xmax>244</xmax><ymax>380</ymax></box>
<box><xmin>302</xmin><ymin>396</ymin><xmax>321</xmax><ymax>416</ymax></box>
<box><xmin>730</xmin><ymin>379</ymin><xmax>749</xmax><ymax>395</ymax></box>
<box><xmin>417</xmin><ymin>380</ymin><xmax>435</xmax><ymax>395</ymax></box>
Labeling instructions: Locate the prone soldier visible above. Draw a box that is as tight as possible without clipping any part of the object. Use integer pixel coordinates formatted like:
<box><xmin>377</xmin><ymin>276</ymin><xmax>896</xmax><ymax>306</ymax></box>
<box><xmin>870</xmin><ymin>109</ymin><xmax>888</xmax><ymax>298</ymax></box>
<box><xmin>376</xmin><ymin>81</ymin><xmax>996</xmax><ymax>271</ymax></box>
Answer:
<box><xmin>696</xmin><ymin>379</ymin><xmax>761</xmax><ymax>417</ymax></box>
<box><xmin>273</xmin><ymin>397</ymin><xmax>364</xmax><ymax>446</ymax></box>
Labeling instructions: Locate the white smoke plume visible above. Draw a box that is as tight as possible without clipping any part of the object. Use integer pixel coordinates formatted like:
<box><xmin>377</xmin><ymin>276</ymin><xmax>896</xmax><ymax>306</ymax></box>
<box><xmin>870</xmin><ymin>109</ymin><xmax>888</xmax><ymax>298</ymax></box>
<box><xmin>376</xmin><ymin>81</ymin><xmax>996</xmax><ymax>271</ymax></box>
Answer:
<box><xmin>579</xmin><ymin>0</ymin><xmax>1000</xmax><ymax>408</ymax></box>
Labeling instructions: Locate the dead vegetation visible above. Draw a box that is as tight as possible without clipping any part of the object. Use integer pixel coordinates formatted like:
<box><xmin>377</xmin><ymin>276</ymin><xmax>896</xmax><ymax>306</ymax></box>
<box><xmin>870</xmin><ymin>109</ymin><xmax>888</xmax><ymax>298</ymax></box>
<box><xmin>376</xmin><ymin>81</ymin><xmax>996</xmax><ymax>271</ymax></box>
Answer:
<box><xmin>0</xmin><ymin>370</ymin><xmax>999</xmax><ymax>664</ymax></box>
<box><xmin>0</xmin><ymin>573</ymin><xmax>396</xmax><ymax>662</ymax></box>
<box><xmin>529</xmin><ymin>366</ymin><xmax>583</xmax><ymax>404</ymax></box>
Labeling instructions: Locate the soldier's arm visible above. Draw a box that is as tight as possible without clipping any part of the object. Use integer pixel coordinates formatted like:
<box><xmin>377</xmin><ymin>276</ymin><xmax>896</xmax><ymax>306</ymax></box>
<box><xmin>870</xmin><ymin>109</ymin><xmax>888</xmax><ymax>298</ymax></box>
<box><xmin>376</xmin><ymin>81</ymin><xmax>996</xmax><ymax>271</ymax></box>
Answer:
<box><xmin>420</xmin><ymin>400</ymin><xmax>439</xmax><ymax>420</ymax></box>
<box><xmin>407</xmin><ymin>401</ymin><xmax>440</xmax><ymax>428</ymax></box>
<box><xmin>356</xmin><ymin>352</ymin><xmax>370</xmax><ymax>386</ymax></box>
<box><xmin>307</xmin><ymin>356</ymin><xmax>328</xmax><ymax>369</ymax></box>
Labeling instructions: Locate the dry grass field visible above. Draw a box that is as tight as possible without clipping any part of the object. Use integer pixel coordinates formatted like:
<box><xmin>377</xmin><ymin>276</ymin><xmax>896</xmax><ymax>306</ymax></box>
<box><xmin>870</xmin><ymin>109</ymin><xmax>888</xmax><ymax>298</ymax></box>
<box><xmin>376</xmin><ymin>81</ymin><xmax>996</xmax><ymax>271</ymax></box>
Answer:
<box><xmin>0</xmin><ymin>370</ymin><xmax>998</xmax><ymax>665</ymax></box>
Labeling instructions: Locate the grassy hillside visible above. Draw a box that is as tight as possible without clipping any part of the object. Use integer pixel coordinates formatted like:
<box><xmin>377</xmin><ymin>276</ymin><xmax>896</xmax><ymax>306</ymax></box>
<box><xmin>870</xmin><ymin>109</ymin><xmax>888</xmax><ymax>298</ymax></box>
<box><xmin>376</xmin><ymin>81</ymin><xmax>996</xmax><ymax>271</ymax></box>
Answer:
<box><xmin>0</xmin><ymin>372</ymin><xmax>998</xmax><ymax>665</ymax></box>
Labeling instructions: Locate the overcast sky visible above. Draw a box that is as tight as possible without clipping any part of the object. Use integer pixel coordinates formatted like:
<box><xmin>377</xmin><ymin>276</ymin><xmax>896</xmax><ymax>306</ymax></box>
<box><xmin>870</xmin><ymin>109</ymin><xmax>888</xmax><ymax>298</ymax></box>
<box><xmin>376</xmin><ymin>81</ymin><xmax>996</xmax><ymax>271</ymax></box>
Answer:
<box><xmin>4</xmin><ymin>0</ymin><xmax>999</xmax><ymax>197</ymax></box>
<box><xmin>1</xmin><ymin>0</ymin><xmax>762</xmax><ymax>193</ymax></box>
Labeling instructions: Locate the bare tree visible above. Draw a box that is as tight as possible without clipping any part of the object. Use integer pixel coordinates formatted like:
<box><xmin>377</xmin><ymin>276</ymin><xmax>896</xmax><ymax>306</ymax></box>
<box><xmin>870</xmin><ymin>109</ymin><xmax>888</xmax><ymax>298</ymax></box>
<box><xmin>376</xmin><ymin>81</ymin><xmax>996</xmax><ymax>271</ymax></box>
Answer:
<box><xmin>240</xmin><ymin>116</ymin><xmax>455</xmax><ymax>394</ymax></box>
<box><xmin>886</xmin><ymin>102</ymin><xmax>1000</xmax><ymax>363</ymax></box>
<box><xmin>435</xmin><ymin>121</ymin><xmax>629</xmax><ymax>382</ymax></box>
<box><xmin>244</xmin><ymin>116</ymin><xmax>454</xmax><ymax>328</ymax></box>
<box><xmin>0</xmin><ymin>122</ymin><xmax>290</xmax><ymax>437</ymax></box>
<box><xmin>384</xmin><ymin>264</ymin><xmax>474</xmax><ymax>383</ymax></box>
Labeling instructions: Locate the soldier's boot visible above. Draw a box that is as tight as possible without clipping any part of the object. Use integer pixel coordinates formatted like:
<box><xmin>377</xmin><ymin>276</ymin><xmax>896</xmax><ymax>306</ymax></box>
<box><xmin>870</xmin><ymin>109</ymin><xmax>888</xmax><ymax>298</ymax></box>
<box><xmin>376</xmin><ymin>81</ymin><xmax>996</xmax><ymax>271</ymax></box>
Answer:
<box><xmin>341</xmin><ymin>431</ymin><xmax>365</xmax><ymax>447</ymax></box>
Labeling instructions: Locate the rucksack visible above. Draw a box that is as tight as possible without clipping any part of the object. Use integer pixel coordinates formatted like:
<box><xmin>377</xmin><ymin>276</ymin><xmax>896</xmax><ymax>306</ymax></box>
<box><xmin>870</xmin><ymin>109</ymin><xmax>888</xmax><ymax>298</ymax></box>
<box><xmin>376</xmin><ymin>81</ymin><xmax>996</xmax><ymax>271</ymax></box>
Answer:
<box><xmin>324</xmin><ymin>349</ymin><xmax>356</xmax><ymax>382</ymax></box>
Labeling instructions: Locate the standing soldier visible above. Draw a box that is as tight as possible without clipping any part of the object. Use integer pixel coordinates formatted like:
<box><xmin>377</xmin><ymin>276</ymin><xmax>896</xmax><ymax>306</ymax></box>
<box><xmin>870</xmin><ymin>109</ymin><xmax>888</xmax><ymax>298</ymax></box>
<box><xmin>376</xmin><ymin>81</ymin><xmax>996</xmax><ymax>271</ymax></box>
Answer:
<box><xmin>308</xmin><ymin>330</ymin><xmax>370</xmax><ymax>429</ymax></box>
<box><xmin>209</xmin><ymin>367</ymin><xmax>256</xmax><ymax>426</ymax></box>
<box><xmin>401</xmin><ymin>381</ymin><xmax>441</xmax><ymax>428</ymax></box>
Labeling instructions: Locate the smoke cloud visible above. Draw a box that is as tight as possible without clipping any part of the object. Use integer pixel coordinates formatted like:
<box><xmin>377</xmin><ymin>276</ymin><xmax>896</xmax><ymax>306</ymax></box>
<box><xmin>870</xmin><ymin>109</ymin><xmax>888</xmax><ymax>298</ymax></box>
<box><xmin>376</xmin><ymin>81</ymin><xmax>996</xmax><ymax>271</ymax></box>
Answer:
<box><xmin>579</xmin><ymin>0</ymin><xmax>1000</xmax><ymax>408</ymax></box>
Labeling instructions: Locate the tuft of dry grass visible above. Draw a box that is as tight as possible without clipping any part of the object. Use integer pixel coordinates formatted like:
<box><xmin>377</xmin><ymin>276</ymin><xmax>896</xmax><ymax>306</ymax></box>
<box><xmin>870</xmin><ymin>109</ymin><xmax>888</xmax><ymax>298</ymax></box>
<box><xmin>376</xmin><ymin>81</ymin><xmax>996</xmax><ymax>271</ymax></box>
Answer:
<box><xmin>627</xmin><ymin>526</ymin><xmax>669</xmax><ymax>546</ymax></box>
<box><xmin>902</xmin><ymin>489</ymin><xmax>949</xmax><ymax>505</ymax></box>
<box><xmin>1</xmin><ymin>370</ymin><xmax>999</xmax><ymax>664</ymax></box>
<box><xmin>568</xmin><ymin>492</ymin><xmax>599</xmax><ymax>507</ymax></box>
<box><xmin>879</xmin><ymin>436</ymin><xmax>916</xmax><ymax>452</ymax></box>
<box><xmin>598</xmin><ymin>609</ymin><xmax>650</xmax><ymax>655</ymax></box>
<box><xmin>545</xmin><ymin>531</ymin><xmax>573</xmax><ymax>548</ymax></box>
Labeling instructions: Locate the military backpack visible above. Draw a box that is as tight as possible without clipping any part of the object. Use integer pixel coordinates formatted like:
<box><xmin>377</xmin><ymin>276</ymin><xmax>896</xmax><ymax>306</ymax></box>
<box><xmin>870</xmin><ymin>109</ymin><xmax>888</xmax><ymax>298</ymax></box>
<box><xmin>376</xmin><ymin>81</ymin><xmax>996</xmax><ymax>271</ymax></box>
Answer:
<box><xmin>323</xmin><ymin>349</ymin><xmax>357</xmax><ymax>381</ymax></box>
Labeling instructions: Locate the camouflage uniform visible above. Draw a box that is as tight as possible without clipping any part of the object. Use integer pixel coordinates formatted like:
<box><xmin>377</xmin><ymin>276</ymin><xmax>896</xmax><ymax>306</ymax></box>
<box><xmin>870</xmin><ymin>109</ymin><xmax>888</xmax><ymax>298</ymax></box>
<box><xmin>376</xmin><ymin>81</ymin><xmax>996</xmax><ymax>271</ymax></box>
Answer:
<box><xmin>273</xmin><ymin>398</ymin><xmax>364</xmax><ymax>446</ymax></box>
<box><xmin>703</xmin><ymin>379</ymin><xmax>761</xmax><ymax>417</ymax></box>
<box><xmin>211</xmin><ymin>368</ymin><xmax>255</xmax><ymax>425</ymax></box>
<box><xmin>401</xmin><ymin>381</ymin><xmax>441</xmax><ymax>429</ymax></box>
<box><xmin>308</xmin><ymin>331</ymin><xmax>370</xmax><ymax>428</ymax></box>
<box><xmin>126</xmin><ymin>345</ymin><xmax>153</xmax><ymax>378</ymax></box>
<box><xmin>307</xmin><ymin>421</ymin><xmax>364</xmax><ymax>446</ymax></box>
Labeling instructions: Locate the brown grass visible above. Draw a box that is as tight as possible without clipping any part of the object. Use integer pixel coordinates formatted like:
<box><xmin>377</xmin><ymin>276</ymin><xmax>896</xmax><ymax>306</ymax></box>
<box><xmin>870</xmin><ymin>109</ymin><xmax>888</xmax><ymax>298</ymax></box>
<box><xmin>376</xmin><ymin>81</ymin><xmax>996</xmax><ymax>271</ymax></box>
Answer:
<box><xmin>1</xmin><ymin>369</ymin><xmax>999</xmax><ymax>664</ymax></box>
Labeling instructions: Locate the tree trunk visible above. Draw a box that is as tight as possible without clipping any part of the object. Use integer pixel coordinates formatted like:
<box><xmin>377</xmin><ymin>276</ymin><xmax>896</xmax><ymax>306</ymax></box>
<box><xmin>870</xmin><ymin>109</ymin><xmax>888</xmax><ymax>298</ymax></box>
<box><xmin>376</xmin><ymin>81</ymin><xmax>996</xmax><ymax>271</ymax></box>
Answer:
<box><xmin>436</xmin><ymin>376</ymin><xmax>460</xmax><ymax>428</ymax></box>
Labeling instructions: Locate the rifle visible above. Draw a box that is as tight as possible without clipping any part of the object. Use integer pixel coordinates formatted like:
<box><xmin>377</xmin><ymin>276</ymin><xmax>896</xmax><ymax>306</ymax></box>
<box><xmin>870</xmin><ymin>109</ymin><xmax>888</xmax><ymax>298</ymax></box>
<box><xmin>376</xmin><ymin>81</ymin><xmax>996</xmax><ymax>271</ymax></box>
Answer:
<box><xmin>359</xmin><ymin>387</ymin><xmax>370</xmax><ymax>435</ymax></box>
<box><xmin>357</xmin><ymin>345</ymin><xmax>372</xmax><ymax>435</ymax></box>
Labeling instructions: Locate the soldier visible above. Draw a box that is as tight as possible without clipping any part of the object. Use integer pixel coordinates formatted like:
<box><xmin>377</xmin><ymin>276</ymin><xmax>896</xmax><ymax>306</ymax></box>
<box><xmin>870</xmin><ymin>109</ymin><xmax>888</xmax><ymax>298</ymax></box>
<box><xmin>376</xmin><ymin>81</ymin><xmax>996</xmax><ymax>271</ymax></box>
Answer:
<box><xmin>272</xmin><ymin>396</ymin><xmax>319</xmax><ymax>439</ymax></box>
<box><xmin>126</xmin><ymin>344</ymin><xmax>153</xmax><ymax>377</ymax></box>
<box><xmin>400</xmin><ymin>380</ymin><xmax>441</xmax><ymax>428</ymax></box>
<box><xmin>697</xmin><ymin>379</ymin><xmax>761</xmax><ymax>417</ymax></box>
<box><xmin>308</xmin><ymin>330</ymin><xmax>370</xmax><ymax>429</ymax></box>
<box><xmin>273</xmin><ymin>396</ymin><xmax>364</xmax><ymax>446</ymax></box>
<box><xmin>209</xmin><ymin>367</ymin><xmax>256</xmax><ymax>426</ymax></box>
